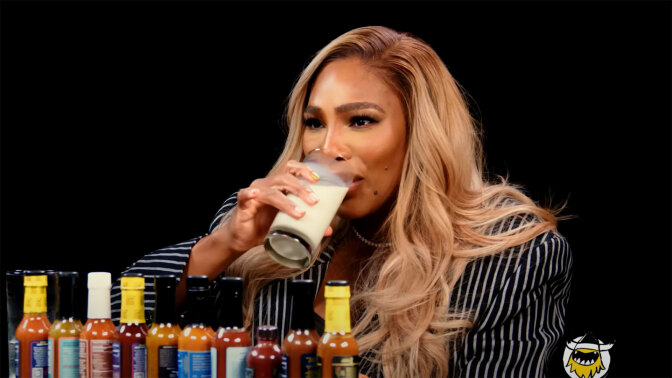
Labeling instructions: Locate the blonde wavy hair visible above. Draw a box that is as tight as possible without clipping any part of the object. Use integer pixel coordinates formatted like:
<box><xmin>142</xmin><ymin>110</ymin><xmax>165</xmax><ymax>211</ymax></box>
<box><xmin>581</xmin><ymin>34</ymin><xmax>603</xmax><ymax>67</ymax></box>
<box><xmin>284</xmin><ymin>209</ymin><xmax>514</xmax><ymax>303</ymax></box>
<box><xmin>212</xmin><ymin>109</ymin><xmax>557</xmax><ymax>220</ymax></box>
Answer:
<box><xmin>225</xmin><ymin>26</ymin><xmax>559</xmax><ymax>377</ymax></box>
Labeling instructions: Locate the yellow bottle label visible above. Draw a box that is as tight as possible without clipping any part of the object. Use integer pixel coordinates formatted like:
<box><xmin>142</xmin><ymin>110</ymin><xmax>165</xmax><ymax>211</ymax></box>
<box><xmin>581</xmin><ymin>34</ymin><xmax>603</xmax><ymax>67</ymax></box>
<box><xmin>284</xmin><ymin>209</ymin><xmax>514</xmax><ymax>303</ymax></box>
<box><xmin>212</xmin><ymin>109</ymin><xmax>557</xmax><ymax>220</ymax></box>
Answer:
<box><xmin>24</xmin><ymin>275</ymin><xmax>47</xmax><ymax>314</ymax></box>
<box><xmin>324</xmin><ymin>297</ymin><xmax>351</xmax><ymax>333</ymax></box>
<box><xmin>120</xmin><ymin>289</ymin><xmax>145</xmax><ymax>324</ymax></box>
<box><xmin>120</xmin><ymin>276</ymin><xmax>145</xmax><ymax>324</ymax></box>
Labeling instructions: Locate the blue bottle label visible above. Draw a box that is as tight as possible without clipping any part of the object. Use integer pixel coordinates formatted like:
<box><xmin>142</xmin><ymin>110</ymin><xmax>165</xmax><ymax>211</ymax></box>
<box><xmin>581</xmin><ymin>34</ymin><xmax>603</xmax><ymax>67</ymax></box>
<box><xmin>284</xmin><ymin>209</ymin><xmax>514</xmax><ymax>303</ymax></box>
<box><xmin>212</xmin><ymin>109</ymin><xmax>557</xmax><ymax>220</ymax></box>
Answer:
<box><xmin>30</xmin><ymin>339</ymin><xmax>49</xmax><ymax>377</ymax></box>
<box><xmin>178</xmin><ymin>350</ymin><xmax>211</xmax><ymax>378</ymax></box>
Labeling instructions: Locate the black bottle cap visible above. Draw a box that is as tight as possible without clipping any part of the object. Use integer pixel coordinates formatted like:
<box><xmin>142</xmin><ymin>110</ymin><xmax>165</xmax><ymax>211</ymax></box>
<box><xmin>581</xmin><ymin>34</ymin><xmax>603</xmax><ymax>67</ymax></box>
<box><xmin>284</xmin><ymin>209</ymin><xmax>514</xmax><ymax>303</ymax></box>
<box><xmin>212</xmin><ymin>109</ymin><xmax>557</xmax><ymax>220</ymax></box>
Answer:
<box><xmin>154</xmin><ymin>274</ymin><xmax>177</xmax><ymax>288</ymax></box>
<box><xmin>218</xmin><ymin>277</ymin><xmax>243</xmax><ymax>297</ymax></box>
<box><xmin>257</xmin><ymin>325</ymin><xmax>278</xmax><ymax>341</ymax></box>
<box><xmin>23</xmin><ymin>270</ymin><xmax>47</xmax><ymax>276</ymax></box>
<box><xmin>326</xmin><ymin>280</ymin><xmax>349</xmax><ymax>286</ymax></box>
<box><xmin>186</xmin><ymin>275</ymin><xmax>210</xmax><ymax>292</ymax></box>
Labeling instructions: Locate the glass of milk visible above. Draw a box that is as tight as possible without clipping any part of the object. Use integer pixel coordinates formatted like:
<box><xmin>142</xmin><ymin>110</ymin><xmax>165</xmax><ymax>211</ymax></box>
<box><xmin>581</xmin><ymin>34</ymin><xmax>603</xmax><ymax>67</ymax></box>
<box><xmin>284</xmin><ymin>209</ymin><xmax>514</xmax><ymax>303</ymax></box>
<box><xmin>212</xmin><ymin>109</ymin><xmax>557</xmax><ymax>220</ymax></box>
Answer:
<box><xmin>264</xmin><ymin>149</ymin><xmax>354</xmax><ymax>268</ymax></box>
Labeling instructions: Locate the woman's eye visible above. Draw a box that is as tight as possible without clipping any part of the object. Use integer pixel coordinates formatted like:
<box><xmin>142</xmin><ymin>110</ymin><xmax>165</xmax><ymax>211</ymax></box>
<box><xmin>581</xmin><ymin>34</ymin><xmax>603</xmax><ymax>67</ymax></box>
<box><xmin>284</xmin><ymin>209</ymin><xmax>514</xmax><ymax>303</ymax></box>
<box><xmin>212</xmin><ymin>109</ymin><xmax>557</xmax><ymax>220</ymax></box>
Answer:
<box><xmin>351</xmin><ymin>116</ymin><xmax>376</xmax><ymax>127</ymax></box>
<box><xmin>303</xmin><ymin>118</ymin><xmax>323</xmax><ymax>129</ymax></box>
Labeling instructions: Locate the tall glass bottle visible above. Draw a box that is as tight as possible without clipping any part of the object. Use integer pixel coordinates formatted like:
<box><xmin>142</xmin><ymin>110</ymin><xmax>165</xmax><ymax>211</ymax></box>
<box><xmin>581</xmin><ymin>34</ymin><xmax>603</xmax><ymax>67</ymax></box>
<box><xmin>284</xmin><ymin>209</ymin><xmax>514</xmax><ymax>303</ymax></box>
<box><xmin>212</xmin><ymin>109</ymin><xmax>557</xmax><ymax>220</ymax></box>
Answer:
<box><xmin>246</xmin><ymin>325</ymin><xmax>282</xmax><ymax>378</ymax></box>
<box><xmin>212</xmin><ymin>276</ymin><xmax>251</xmax><ymax>378</ymax></box>
<box><xmin>281</xmin><ymin>280</ymin><xmax>319</xmax><ymax>378</ymax></box>
<box><xmin>79</xmin><ymin>272</ymin><xmax>120</xmax><ymax>378</ymax></box>
<box><xmin>6</xmin><ymin>270</ymin><xmax>23</xmax><ymax>378</ymax></box>
<box><xmin>118</xmin><ymin>273</ymin><xmax>148</xmax><ymax>377</ymax></box>
<box><xmin>316</xmin><ymin>281</ymin><xmax>359</xmax><ymax>378</ymax></box>
<box><xmin>147</xmin><ymin>274</ymin><xmax>181</xmax><ymax>378</ymax></box>
<box><xmin>48</xmin><ymin>271</ymin><xmax>83</xmax><ymax>378</ymax></box>
<box><xmin>16</xmin><ymin>270</ymin><xmax>51</xmax><ymax>378</ymax></box>
<box><xmin>177</xmin><ymin>275</ymin><xmax>214</xmax><ymax>378</ymax></box>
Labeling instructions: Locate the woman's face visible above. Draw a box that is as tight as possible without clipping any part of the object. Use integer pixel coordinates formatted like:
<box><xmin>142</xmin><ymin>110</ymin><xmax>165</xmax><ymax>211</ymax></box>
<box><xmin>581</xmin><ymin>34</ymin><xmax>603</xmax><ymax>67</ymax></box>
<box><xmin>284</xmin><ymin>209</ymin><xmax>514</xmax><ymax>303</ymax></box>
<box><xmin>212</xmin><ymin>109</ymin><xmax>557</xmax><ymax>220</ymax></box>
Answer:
<box><xmin>302</xmin><ymin>57</ymin><xmax>407</xmax><ymax>219</ymax></box>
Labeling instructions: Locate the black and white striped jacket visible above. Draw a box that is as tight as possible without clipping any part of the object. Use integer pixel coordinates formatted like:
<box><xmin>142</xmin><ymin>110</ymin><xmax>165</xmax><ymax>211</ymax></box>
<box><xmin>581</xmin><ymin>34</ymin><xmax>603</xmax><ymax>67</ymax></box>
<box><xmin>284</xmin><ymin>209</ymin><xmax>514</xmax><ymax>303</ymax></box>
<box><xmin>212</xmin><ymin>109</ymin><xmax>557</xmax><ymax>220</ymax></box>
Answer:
<box><xmin>112</xmin><ymin>193</ymin><xmax>572</xmax><ymax>377</ymax></box>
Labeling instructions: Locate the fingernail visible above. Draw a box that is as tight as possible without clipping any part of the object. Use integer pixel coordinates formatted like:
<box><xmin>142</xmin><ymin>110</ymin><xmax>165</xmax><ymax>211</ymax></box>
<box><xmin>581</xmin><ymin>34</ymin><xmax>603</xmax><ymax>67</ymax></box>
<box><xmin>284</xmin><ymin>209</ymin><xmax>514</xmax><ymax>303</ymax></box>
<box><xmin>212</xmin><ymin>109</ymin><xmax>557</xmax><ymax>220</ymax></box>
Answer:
<box><xmin>250</xmin><ymin>189</ymin><xmax>258</xmax><ymax>196</ymax></box>
<box><xmin>311</xmin><ymin>171</ymin><xmax>320</xmax><ymax>181</ymax></box>
<box><xmin>294</xmin><ymin>206</ymin><xmax>305</xmax><ymax>215</ymax></box>
<box><xmin>308</xmin><ymin>193</ymin><xmax>319</xmax><ymax>203</ymax></box>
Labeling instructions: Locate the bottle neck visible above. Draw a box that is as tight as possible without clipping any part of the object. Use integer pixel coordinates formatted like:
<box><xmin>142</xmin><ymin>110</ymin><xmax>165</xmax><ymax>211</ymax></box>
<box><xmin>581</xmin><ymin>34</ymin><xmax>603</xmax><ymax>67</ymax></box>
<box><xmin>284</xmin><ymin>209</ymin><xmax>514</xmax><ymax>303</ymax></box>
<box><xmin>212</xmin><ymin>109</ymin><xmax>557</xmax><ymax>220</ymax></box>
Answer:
<box><xmin>88</xmin><ymin>287</ymin><xmax>111</xmax><ymax>319</ymax></box>
<box><xmin>185</xmin><ymin>291</ymin><xmax>209</xmax><ymax>326</ymax></box>
<box><xmin>324</xmin><ymin>297</ymin><xmax>351</xmax><ymax>334</ymax></box>
<box><xmin>120</xmin><ymin>288</ymin><xmax>145</xmax><ymax>324</ymax></box>
<box><xmin>23</xmin><ymin>286</ymin><xmax>47</xmax><ymax>315</ymax></box>
<box><xmin>290</xmin><ymin>292</ymin><xmax>315</xmax><ymax>331</ymax></box>
<box><xmin>153</xmin><ymin>286</ymin><xmax>177</xmax><ymax>324</ymax></box>
<box><xmin>219</xmin><ymin>294</ymin><xmax>243</xmax><ymax>329</ymax></box>
<box><xmin>57</xmin><ymin>284</ymin><xmax>76</xmax><ymax>319</ymax></box>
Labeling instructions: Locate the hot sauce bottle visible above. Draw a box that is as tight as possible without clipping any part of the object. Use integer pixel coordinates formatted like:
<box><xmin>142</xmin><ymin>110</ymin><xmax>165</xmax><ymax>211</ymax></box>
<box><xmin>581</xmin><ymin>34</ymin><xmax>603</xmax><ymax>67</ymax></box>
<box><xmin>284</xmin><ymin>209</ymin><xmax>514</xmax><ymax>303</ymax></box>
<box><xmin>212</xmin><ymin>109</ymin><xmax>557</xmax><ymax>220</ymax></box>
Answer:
<box><xmin>48</xmin><ymin>271</ymin><xmax>83</xmax><ymax>378</ymax></box>
<box><xmin>246</xmin><ymin>325</ymin><xmax>282</xmax><ymax>378</ymax></box>
<box><xmin>316</xmin><ymin>281</ymin><xmax>360</xmax><ymax>378</ymax></box>
<box><xmin>79</xmin><ymin>272</ymin><xmax>120</xmax><ymax>378</ymax></box>
<box><xmin>16</xmin><ymin>270</ymin><xmax>51</xmax><ymax>378</ymax></box>
<box><xmin>147</xmin><ymin>274</ymin><xmax>181</xmax><ymax>377</ymax></box>
<box><xmin>211</xmin><ymin>276</ymin><xmax>251</xmax><ymax>378</ymax></box>
<box><xmin>6</xmin><ymin>270</ymin><xmax>24</xmax><ymax>378</ymax></box>
<box><xmin>118</xmin><ymin>273</ymin><xmax>148</xmax><ymax>377</ymax></box>
<box><xmin>177</xmin><ymin>275</ymin><xmax>214</xmax><ymax>378</ymax></box>
<box><xmin>281</xmin><ymin>280</ymin><xmax>319</xmax><ymax>378</ymax></box>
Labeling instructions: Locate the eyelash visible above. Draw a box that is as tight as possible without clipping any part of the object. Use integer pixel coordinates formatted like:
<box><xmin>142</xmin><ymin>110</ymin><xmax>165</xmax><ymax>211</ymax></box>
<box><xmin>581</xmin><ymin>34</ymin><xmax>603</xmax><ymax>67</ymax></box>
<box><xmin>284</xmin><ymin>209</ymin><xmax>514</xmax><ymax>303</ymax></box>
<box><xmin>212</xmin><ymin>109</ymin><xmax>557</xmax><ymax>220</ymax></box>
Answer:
<box><xmin>302</xmin><ymin>115</ymin><xmax>378</xmax><ymax>129</ymax></box>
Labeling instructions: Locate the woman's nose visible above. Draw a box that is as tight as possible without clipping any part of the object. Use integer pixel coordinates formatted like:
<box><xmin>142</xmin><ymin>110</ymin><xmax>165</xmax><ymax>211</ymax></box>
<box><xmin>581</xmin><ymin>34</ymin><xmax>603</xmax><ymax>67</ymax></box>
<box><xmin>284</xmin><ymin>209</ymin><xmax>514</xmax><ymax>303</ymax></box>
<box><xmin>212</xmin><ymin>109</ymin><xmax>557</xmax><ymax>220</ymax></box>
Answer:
<box><xmin>320</xmin><ymin>127</ymin><xmax>351</xmax><ymax>161</ymax></box>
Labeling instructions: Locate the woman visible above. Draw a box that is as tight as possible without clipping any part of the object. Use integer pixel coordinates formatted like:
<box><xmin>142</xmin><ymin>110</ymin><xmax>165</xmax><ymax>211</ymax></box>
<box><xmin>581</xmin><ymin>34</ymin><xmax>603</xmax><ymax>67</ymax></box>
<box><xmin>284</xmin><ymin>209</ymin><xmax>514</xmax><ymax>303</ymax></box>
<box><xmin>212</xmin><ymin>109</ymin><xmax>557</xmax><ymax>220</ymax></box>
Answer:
<box><xmin>112</xmin><ymin>25</ymin><xmax>572</xmax><ymax>377</ymax></box>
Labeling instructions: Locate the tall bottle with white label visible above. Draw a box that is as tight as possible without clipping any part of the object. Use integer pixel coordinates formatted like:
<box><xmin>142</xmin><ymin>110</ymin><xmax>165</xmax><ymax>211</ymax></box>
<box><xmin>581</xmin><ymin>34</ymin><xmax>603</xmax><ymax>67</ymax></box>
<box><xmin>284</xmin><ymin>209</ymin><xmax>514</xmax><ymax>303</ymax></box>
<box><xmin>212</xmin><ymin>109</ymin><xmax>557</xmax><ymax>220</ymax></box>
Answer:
<box><xmin>16</xmin><ymin>270</ymin><xmax>51</xmax><ymax>378</ymax></box>
<box><xmin>48</xmin><ymin>271</ymin><xmax>83</xmax><ymax>378</ymax></box>
<box><xmin>177</xmin><ymin>275</ymin><xmax>214</xmax><ymax>378</ymax></box>
<box><xmin>212</xmin><ymin>276</ymin><xmax>251</xmax><ymax>378</ymax></box>
<box><xmin>79</xmin><ymin>272</ymin><xmax>120</xmax><ymax>378</ymax></box>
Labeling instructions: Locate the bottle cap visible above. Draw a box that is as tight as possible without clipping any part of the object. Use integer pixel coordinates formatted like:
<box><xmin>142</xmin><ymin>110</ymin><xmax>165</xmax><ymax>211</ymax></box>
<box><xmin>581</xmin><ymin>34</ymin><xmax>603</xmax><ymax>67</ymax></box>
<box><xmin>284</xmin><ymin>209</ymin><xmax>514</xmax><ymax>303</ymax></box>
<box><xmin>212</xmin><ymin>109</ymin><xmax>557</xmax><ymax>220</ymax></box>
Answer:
<box><xmin>121</xmin><ymin>275</ymin><xmax>145</xmax><ymax>290</ymax></box>
<box><xmin>325</xmin><ymin>280</ymin><xmax>350</xmax><ymax>298</ymax></box>
<box><xmin>24</xmin><ymin>274</ymin><xmax>47</xmax><ymax>287</ymax></box>
<box><xmin>186</xmin><ymin>275</ymin><xmax>210</xmax><ymax>292</ymax></box>
<box><xmin>153</xmin><ymin>274</ymin><xmax>177</xmax><ymax>288</ymax></box>
<box><xmin>88</xmin><ymin>272</ymin><xmax>111</xmax><ymax>289</ymax></box>
<box><xmin>218</xmin><ymin>276</ymin><xmax>243</xmax><ymax>297</ymax></box>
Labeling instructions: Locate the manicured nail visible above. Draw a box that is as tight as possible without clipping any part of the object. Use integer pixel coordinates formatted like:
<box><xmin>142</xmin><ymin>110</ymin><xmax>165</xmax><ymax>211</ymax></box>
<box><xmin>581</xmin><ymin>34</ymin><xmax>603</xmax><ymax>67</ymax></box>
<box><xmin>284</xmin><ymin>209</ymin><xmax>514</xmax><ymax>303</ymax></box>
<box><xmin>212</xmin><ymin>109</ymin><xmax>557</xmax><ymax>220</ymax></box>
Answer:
<box><xmin>308</xmin><ymin>193</ymin><xmax>319</xmax><ymax>203</ymax></box>
<box><xmin>310</xmin><ymin>171</ymin><xmax>320</xmax><ymax>181</ymax></box>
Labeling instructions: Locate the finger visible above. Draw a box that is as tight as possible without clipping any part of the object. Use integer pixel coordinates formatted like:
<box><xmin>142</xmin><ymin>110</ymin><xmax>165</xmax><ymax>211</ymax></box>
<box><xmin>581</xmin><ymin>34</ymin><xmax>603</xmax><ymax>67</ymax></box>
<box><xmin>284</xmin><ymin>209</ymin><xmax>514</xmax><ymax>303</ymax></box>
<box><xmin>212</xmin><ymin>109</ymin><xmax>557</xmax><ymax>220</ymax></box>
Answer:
<box><xmin>270</xmin><ymin>174</ymin><xmax>319</xmax><ymax>206</ymax></box>
<box><xmin>323</xmin><ymin>226</ymin><xmax>333</xmax><ymax>237</ymax></box>
<box><xmin>285</xmin><ymin>160</ymin><xmax>320</xmax><ymax>183</ymax></box>
<box><xmin>237</xmin><ymin>187</ymin><xmax>260</xmax><ymax>211</ymax></box>
<box><xmin>255</xmin><ymin>186</ymin><xmax>307</xmax><ymax>219</ymax></box>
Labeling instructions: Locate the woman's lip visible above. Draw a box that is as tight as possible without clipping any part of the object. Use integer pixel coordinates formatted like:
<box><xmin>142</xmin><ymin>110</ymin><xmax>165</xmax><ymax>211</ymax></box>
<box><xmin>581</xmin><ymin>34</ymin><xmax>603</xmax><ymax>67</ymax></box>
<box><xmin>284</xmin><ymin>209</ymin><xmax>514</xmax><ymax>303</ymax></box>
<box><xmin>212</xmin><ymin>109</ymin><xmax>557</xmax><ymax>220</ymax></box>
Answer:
<box><xmin>346</xmin><ymin>178</ymin><xmax>363</xmax><ymax>195</ymax></box>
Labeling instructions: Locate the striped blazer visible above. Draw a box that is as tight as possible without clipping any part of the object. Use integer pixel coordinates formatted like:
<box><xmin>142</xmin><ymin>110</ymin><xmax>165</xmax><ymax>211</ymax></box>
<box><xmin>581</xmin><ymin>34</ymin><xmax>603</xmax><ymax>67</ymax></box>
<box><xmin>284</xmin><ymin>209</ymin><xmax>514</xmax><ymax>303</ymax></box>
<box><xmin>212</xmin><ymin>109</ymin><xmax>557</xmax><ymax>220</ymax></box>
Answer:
<box><xmin>112</xmin><ymin>193</ymin><xmax>573</xmax><ymax>377</ymax></box>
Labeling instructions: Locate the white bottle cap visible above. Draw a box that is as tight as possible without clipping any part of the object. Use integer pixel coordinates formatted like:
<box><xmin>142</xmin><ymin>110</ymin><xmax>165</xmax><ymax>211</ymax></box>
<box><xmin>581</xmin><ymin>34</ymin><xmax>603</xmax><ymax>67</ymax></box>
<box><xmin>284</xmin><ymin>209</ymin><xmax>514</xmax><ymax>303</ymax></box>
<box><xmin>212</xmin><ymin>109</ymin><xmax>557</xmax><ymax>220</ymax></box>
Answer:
<box><xmin>87</xmin><ymin>272</ymin><xmax>112</xmax><ymax>319</ymax></box>
<box><xmin>88</xmin><ymin>272</ymin><xmax>111</xmax><ymax>289</ymax></box>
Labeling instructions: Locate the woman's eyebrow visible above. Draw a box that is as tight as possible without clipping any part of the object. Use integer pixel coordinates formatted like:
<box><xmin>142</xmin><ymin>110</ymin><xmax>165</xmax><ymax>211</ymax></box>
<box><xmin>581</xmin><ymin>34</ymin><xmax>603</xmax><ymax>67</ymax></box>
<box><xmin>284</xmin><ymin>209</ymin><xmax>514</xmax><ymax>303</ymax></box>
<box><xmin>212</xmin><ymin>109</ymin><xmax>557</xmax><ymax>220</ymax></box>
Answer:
<box><xmin>304</xmin><ymin>102</ymin><xmax>384</xmax><ymax>115</ymax></box>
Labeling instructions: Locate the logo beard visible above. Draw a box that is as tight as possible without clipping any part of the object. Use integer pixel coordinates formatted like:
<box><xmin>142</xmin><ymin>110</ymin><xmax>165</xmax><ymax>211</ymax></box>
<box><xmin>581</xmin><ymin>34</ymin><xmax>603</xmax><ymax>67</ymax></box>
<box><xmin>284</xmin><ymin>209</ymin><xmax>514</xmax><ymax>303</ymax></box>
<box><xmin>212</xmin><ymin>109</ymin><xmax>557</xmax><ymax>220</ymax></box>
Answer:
<box><xmin>566</xmin><ymin>349</ymin><xmax>605</xmax><ymax>378</ymax></box>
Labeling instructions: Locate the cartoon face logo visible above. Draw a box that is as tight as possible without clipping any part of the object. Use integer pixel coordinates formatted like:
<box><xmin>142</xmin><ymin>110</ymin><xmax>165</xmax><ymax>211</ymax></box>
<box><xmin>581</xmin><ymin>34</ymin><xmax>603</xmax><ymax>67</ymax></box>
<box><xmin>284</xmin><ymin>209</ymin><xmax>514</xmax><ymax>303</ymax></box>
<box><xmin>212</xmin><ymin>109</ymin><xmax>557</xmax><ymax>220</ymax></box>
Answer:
<box><xmin>563</xmin><ymin>333</ymin><xmax>614</xmax><ymax>378</ymax></box>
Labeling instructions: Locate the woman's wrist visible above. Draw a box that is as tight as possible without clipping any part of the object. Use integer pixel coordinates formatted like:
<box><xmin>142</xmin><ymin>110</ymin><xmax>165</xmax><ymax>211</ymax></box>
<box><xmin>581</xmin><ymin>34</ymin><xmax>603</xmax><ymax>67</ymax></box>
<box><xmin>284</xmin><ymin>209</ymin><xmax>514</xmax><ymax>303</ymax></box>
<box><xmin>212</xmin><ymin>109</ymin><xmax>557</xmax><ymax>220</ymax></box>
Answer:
<box><xmin>188</xmin><ymin>228</ymin><xmax>242</xmax><ymax>279</ymax></box>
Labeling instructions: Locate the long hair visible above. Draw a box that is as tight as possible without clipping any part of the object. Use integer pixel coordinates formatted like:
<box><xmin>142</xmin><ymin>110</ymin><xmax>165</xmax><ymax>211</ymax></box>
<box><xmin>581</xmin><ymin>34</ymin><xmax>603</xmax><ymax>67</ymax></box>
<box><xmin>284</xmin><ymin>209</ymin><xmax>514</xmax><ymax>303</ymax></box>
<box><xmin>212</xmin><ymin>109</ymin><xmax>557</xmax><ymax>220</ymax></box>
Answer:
<box><xmin>225</xmin><ymin>26</ymin><xmax>558</xmax><ymax>377</ymax></box>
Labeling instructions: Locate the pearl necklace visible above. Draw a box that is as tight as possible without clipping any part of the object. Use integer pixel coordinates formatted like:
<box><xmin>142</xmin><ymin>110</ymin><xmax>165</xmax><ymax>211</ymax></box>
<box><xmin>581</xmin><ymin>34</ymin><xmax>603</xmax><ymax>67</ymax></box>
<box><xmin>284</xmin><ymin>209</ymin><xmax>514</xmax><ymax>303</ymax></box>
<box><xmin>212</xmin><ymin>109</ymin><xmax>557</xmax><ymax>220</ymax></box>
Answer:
<box><xmin>352</xmin><ymin>226</ymin><xmax>392</xmax><ymax>249</ymax></box>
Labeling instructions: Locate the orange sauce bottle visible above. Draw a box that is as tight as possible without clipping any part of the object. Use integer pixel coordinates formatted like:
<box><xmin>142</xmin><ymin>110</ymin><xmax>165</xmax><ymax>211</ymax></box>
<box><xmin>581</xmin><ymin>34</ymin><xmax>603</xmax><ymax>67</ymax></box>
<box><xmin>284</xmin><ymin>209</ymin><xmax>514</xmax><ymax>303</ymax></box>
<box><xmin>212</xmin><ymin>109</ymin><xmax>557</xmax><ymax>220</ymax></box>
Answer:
<box><xmin>246</xmin><ymin>325</ymin><xmax>282</xmax><ymax>377</ymax></box>
<box><xmin>146</xmin><ymin>274</ymin><xmax>181</xmax><ymax>377</ymax></box>
<box><xmin>79</xmin><ymin>272</ymin><xmax>120</xmax><ymax>378</ymax></box>
<box><xmin>281</xmin><ymin>280</ymin><xmax>319</xmax><ymax>378</ymax></box>
<box><xmin>177</xmin><ymin>275</ymin><xmax>214</xmax><ymax>377</ymax></box>
<box><xmin>118</xmin><ymin>273</ymin><xmax>148</xmax><ymax>377</ymax></box>
<box><xmin>211</xmin><ymin>276</ymin><xmax>251</xmax><ymax>377</ymax></box>
<box><xmin>48</xmin><ymin>271</ymin><xmax>83</xmax><ymax>378</ymax></box>
<box><xmin>15</xmin><ymin>270</ymin><xmax>51</xmax><ymax>378</ymax></box>
<box><xmin>316</xmin><ymin>281</ymin><xmax>359</xmax><ymax>377</ymax></box>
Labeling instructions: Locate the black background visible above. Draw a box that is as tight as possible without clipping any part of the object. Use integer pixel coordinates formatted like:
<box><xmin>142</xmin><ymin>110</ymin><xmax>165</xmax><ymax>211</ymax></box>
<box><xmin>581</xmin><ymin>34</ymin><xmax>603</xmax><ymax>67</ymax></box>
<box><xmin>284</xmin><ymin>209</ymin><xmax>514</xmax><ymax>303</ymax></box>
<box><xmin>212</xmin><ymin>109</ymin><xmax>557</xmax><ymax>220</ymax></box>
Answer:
<box><xmin>1</xmin><ymin>1</ymin><xmax>670</xmax><ymax>377</ymax></box>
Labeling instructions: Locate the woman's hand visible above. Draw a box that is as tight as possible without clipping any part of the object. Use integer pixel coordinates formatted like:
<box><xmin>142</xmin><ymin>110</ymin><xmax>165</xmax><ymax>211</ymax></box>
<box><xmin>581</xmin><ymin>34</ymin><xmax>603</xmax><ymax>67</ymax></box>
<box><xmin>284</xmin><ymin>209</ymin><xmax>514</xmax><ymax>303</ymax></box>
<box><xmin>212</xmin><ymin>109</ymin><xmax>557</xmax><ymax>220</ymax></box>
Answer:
<box><xmin>221</xmin><ymin>159</ymin><xmax>332</xmax><ymax>255</ymax></box>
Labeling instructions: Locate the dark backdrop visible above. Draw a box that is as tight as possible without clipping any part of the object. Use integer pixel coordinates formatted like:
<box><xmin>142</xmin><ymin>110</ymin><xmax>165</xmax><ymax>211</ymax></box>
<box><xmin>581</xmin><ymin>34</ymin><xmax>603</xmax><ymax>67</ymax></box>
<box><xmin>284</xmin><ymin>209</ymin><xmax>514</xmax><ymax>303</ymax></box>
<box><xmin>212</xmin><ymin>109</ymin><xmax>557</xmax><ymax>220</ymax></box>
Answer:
<box><xmin>1</xmin><ymin>1</ymin><xmax>670</xmax><ymax>377</ymax></box>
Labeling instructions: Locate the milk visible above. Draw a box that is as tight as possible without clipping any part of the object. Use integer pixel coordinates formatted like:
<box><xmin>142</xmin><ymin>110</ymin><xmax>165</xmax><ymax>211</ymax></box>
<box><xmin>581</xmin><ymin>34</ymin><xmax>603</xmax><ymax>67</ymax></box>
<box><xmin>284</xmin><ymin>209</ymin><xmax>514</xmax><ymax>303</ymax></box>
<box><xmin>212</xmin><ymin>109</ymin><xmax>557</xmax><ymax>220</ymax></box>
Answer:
<box><xmin>265</xmin><ymin>184</ymin><xmax>348</xmax><ymax>267</ymax></box>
